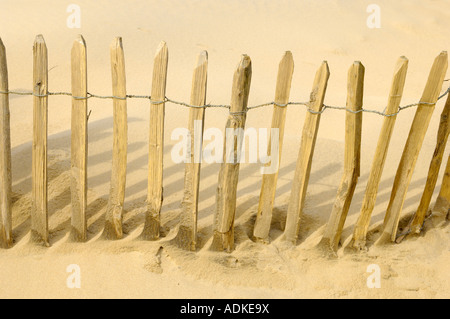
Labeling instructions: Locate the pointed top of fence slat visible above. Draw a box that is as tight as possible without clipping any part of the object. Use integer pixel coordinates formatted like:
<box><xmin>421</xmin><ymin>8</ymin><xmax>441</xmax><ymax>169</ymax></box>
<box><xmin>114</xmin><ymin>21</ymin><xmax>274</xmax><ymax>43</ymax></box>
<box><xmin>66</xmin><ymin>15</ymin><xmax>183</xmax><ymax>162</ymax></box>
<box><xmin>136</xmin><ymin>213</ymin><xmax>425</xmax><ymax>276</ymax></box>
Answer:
<box><xmin>394</xmin><ymin>56</ymin><xmax>409</xmax><ymax>73</ymax></box>
<box><xmin>74</xmin><ymin>34</ymin><xmax>86</xmax><ymax>46</ymax></box>
<box><xmin>278</xmin><ymin>51</ymin><xmax>294</xmax><ymax>76</ymax></box>
<box><xmin>281</xmin><ymin>51</ymin><xmax>293</xmax><ymax>62</ymax></box>
<box><xmin>196</xmin><ymin>50</ymin><xmax>208</xmax><ymax>67</ymax></box>
<box><xmin>420</xmin><ymin>51</ymin><xmax>448</xmax><ymax>103</ymax></box>
<box><xmin>230</xmin><ymin>54</ymin><xmax>252</xmax><ymax>113</ymax></box>
<box><xmin>111</xmin><ymin>37</ymin><xmax>123</xmax><ymax>50</ymax></box>
<box><xmin>155</xmin><ymin>41</ymin><xmax>168</xmax><ymax>59</ymax></box>
<box><xmin>0</xmin><ymin>37</ymin><xmax>4</xmax><ymax>50</ymax></box>
<box><xmin>34</xmin><ymin>34</ymin><xmax>46</xmax><ymax>44</ymax></box>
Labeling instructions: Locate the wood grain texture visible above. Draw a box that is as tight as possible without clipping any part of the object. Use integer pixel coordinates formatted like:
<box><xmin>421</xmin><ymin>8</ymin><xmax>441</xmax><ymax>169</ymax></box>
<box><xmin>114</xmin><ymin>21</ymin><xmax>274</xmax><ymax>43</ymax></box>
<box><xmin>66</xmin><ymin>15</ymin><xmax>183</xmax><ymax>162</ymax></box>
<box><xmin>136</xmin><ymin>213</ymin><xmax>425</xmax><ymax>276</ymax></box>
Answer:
<box><xmin>31</xmin><ymin>35</ymin><xmax>49</xmax><ymax>246</ymax></box>
<box><xmin>398</xmin><ymin>91</ymin><xmax>450</xmax><ymax>241</ymax></box>
<box><xmin>174</xmin><ymin>51</ymin><xmax>208</xmax><ymax>251</ymax></box>
<box><xmin>431</xmin><ymin>154</ymin><xmax>450</xmax><ymax>224</ymax></box>
<box><xmin>351</xmin><ymin>57</ymin><xmax>408</xmax><ymax>250</ymax></box>
<box><xmin>282</xmin><ymin>61</ymin><xmax>330</xmax><ymax>244</ymax></box>
<box><xmin>318</xmin><ymin>61</ymin><xmax>364</xmax><ymax>254</ymax></box>
<box><xmin>0</xmin><ymin>38</ymin><xmax>12</xmax><ymax>248</ymax></box>
<box><xmin>376</xmin><ymin>51</ymin><xmax>448</xmax><ymax>245</ymax></box>
<box><xmin>142</xmin><ymin>41</ymin><xmax>169</xmax><ymax>240</ymax></box>
<box><xmin>103</xmin><ymin>37</ymin><xmax>128</xmax><ymax>240</ymax></box>
<box><xmin>211</xmin><ymin>55</ymin><xmax>252</xmax><ymax>252</ymax></box>
<box><xmin>70</xmin><ymin>35</ymin><xmax>88</xmax><ymax>242</ymax></box>
<box><xmin>253</xmin><ymin>51</ymin><xmax>294</xmax><ymax>242</ymax></box>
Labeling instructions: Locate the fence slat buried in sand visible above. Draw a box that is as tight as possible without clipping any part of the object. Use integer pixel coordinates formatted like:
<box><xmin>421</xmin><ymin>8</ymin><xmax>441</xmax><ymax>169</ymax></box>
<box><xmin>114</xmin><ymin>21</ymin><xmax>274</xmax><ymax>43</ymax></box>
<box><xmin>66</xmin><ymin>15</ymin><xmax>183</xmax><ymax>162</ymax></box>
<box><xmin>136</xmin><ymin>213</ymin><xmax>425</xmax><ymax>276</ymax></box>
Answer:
<box><xmin>397</xmin><ymin>90</ymin><xmax>450</xmax><ymax>242</ymax></box>
<box><xmin>376</xmin><ymin>51</ymin><xmax>448</xmax><ymax>245</ymax></box>
<box><xmin>142</xmin><ymin>41</ymin><xmax>169</xmax><ymax>241</ymax></box>
<box><xmin>31</xmin><ymin>35</ymin><xmax>49</xmax><ymax>246</ymax></box>
<box><xmin>282</xmin><ymin>61</ymin><xmax>330</xmax><ymax>244</ymax></box>
<box><xmin>211</xmin><ymin>55</ymin><xmax>252</xmax><ymax>252</ymax></box>
<box><xmin>318</xmin><ymin>61</ymin><xmax>364</xmax><ymax>255</ymax></box>
<box><xmin>103</xmin><ymin>37</ymin><xmax>128</xmax><ymax>240</ymax></box>
<box><xmin>253</xmin><ymin>51</ymin><xmax>294</xmax><ymax>243</ymax></box>
<box><xmin>174</xmin><ymin>51</ymin><xmax>208</xmax><ymax>251</ymax></box>
<box><xmin>431</xmin><ymin>154</ymin><xmax>450</xmax><ymax>225</ymax></box>
<box><xmin>350</xmin><ymin>57</ymin><xmax>408</xmax><ymax>250</ymax></box>
<box><xmin>70</xmin><ymin>35</ymin><xmax>88</xmax><ymax>242</ymax></box>
<box><xmin>0</xmin><ymin>38</ymin><xmax>12</xmax><ymax>248</ymax></box>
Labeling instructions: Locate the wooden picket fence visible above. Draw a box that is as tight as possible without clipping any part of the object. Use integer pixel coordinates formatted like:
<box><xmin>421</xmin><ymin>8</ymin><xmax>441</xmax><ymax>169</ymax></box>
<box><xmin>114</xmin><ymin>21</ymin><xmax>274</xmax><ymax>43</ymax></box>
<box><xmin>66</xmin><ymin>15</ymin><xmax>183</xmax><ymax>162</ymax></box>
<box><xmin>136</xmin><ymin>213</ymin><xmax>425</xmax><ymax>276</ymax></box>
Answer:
<box><xmin>0</xmin><ymin>35</ymin><xmax>449</xmax><ymax>254</ymax></box>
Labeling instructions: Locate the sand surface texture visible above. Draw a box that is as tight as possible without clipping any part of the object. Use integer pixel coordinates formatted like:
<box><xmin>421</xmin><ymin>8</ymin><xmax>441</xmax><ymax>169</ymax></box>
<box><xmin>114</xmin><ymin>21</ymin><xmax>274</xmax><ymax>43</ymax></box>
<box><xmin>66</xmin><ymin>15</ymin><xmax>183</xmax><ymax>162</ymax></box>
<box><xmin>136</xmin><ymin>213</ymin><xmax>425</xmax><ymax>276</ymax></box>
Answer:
<box><xmin>0</xmin><ymin>0</ymin><xmax>449</xmax><ymax>298</ymax></box>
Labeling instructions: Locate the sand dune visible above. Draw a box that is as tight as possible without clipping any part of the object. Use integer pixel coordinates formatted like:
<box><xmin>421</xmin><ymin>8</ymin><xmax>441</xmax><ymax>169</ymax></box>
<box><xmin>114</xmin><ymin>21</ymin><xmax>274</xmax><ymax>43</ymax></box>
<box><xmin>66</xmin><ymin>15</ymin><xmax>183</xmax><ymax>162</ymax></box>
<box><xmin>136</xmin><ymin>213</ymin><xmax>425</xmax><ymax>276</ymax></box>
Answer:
<box><xmin>0</xmin><ymin>0</ymin><xmax>449</xmax><ymax>298</ymax></box>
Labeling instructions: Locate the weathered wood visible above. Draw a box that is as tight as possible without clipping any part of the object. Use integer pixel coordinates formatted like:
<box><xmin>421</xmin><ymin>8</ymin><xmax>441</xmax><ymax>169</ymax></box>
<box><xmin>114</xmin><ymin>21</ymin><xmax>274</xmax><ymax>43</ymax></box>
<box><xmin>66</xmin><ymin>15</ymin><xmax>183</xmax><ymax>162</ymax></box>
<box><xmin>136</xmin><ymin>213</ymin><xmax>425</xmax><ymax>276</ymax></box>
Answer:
<box><xmin>103</xmin><ymin>37</ymin><xmax>127</xmax><ymax>240</ymax></box>
<box><xmin>31</xmin><ymin>35</ymin><xmax>49</xmax><ymax>246</ymax></box>
<box><xmin>174</xmin><ymin>51</ymin><xmax>208</xmax><ymax>251</ymax></box>
<box><xmin>0</xmin><ymin>38</ymin><xmax>12</xmax><ymax>248</ymax></box>
<box><xmin>253</xmin><ymin>51</ymin><xmax>294</xmax><ymax>242</ymax></box>
<box><xmin>141</xmin><ymin>41</ymin><xmax>169</xmax><ymax>240</ymax></box>
<box><xmin>70</xmin><ymin>35</ymin><xmax>88</xmax><ymax>242</ymax></box>
<box><xmin>211</xmin><ymin>55</ymin><xmax>252</xmax><ymax>252</ymax></box>
<box><xmin>318</xmin><ymin>61</ymin><xmax>364</xmax><ymax>254</ymax></box>
<box><xmin>398</xmin><ymin>91</ymin><xmax>450</xmax><ymax>241</ymax></box>
<box><xmin>376</xmin><ymin>51</ymin><xmax>448</xmax><ymax>245</ymax></box>
<box><xmin>431</xmin><ymin>154</ymin><xmax>450</xmax><ymax>224</ymax></box>
<box><xmin>282</xmin><ymin>61</ymin><xmax>330</xmax><ymax>244</ymax></box>
<box><xmin>351</xmin><ymin>57</ymin><xmax>408</xmax><ymax>250</ymax></box>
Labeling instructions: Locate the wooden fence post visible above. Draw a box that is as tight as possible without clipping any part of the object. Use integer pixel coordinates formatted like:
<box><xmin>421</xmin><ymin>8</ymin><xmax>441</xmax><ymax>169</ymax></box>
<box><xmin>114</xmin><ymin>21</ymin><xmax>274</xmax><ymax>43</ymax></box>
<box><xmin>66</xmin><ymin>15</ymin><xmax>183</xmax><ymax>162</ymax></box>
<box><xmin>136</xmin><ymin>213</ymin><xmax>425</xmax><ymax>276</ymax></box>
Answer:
<box><xmin>70</xmin><ymin>35</ymin><xmax>88</xmax><ymax>241</ymax></box>
<box><xmin>282</xmin><ymin>61</ymin><xmax>329</xmax><ymax>244</ymax></box>
<box><xmin>103</xmin><ymin>37</ymin><xmax>127</xmax><ymax>239</ymax></box>
<box><xmin>397</xmin><ymin>91</ymin><xmax>450</xmax><ymax>241</ymax></box>
<box><xmin>211</xmin><ymin>55</ymin><xmax>252</xmax><ymax>252</ymax></box>
<box><xmin>350</xmin><ymin>57</ymin><xmax>408</xmax><ymax>250</ymax></box>
<box><xmin>141</xmin><ymin>41</ymin><xmax>169</xmax><ymax>240</ymax></box>
<box><xmin>174</xmin><ymin>51</ymin><xmax>208</xmax><ymax>251</ymax></box>
<box><xmin>431</xmin><ymin>154</ymin><xmax>450</xmax><ymax>224</ymax></box>
<box><xmin>318</xmin><ymin>61</ymin><xmax>364</xmax><ymax>254</ymax></box>
<box><xmin>253</xmin><ymin>51</ymin><xmax>294</xmax><ymax>243</ymax></box>
<box><xmin>376</xmin><ymin>51</ymin><xmax>448</xmax><ymax>245</ymax></box>
<box><xmin>0</xmin><ymin>38</ymin><xmax>12</xmax><ymax>248</ymax></box>
<box><xmin>31</xmin><ymin>35</ymin><xmax>49</xmax><ymax>246</ymax></box>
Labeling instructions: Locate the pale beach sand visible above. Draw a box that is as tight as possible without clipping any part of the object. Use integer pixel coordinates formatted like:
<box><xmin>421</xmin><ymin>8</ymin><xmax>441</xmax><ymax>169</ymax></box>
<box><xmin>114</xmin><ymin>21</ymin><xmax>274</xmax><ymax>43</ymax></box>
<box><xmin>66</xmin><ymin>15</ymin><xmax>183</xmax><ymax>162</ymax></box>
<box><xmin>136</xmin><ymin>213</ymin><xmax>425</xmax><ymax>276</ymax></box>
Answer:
<box><xmin>0</xmin><ymin>0</ymin><xmax>449</xmax><ymax>298</ymax></box>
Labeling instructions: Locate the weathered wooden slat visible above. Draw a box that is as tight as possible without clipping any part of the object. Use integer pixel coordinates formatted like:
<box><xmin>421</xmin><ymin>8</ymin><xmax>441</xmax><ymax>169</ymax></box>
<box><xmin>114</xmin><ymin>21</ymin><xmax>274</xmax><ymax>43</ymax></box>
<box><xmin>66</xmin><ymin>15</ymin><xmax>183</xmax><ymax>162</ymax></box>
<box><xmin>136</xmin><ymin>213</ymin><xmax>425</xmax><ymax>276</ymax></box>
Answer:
<box><xmin>211</xmin><ymin>55</ymin><xmax>252</xmax><ymax>252</ymax></box>
<box><xmin>351</xmin><ymin>57</ymin><xmax>408</xmax><ymax>250</ymax></box>
<box><xmin>376</xmin><ymin>51</ymin><xmax>448</xmax><ymax>245</ymax></box>
<box><xmin>103</xmin><ymin>37</ymin><xmax>128</xmax><ymax>240</ymax></box>
<box><xmin>253</xmin><ymin>51</ymin><xmax>294</xmax><ymax>243</ymax></box>
<box><xmin>141</xmin><ymin>41</ymin><xmax>169</xmax><ymax>240</ymax></box>
<box><xmin>431</xmin><ymin>154</ymin><xmax>450</xmax><ymax>224</ymax></box>
<box><xmin>282</xmin><ymin>61</ymin><xmax>330</xmax><ymax>244</ymax></box>
<box><xmin>318</xmin><ymin>61</ymin><xmax>364</xmax><ymax>254</ymax></box>
<box><xmin>174</xmin><ymin>51</ymin><xmax>208</xmax><ymax>251</ymax></box>
<box><xmin>31</xmin><ymin>35</ymin><xmax>49</xmax><ymax>246</ymax></box>
<box><xmin>397</xmin><ymin>91</ymin><xmax>450</xmax><ymax>241</ymax></box>
<box><xmin>0</xmin><ymin>37</ymin><xmax>12</xmax><ymax>248</ymax></box>
<box><xmin>70</xmin><ymin>35</ymin><xmax>88</xmax><ymax>242</ymax></box>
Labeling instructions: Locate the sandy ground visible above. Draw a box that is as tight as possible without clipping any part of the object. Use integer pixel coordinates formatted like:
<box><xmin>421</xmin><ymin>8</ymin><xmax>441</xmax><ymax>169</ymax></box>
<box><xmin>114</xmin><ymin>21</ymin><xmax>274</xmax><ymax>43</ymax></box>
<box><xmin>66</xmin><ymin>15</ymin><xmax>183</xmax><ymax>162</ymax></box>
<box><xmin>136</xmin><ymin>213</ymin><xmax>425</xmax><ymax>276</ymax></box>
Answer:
<box><xmin>0</xmin><ymin>0</ymin><xmax>449</xmax><ymax>298</ymax></box>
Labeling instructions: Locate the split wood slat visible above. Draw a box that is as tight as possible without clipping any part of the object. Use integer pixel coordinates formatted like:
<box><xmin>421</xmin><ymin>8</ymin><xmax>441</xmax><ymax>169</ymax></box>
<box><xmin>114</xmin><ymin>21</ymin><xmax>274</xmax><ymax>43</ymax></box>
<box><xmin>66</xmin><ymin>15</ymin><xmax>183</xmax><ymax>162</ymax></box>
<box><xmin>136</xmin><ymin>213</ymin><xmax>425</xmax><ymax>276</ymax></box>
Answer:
<box><xmin>142</xmin><ymin>41</ymin><xmax>169</xmax><ymax>240</ymax></box>
<box><xmin>398</xmin><ymin>91</ymin><xmax>450</xmax><ymax>241</ymax></box>
<box><xmin>282</xmin><ymin>61</ymin><xmax>330</xmax><ymax>244</ymax></box>
<box><xmin>376</xmin><ymin>51</ymin><xmax>448</xmax><ymax>245</ymax></box>
<box><xmin>0</xmin><ymin>38</ymin><xmax>12</xmax><ymax>248</ymax></box>
<box><xmin>351</xmin><ymin>57</ymin><xmax>408</xmax><ymax>250</ymax></box>
<box><xmin>431</xmin><ymin>154</ymin><xmax>450</xmax><ymax>224</ymax></box>
<box><xmin>318</xmin><ymin>61</ymin><xmax>364</xmax><ymax>254</ymax></box>
<box><xmin>104</xmin><ymin>37</ymin><xmax>128</xmax><ymax>240</ymax></box>
<box><xmin>31</xmin><ymin>35</ymin><xmax>49</xmax><ymax>246</ymax></box>
<box><xmin>70</xmin><ymin>35</ymin><xmax>88</xmax><ymax>241</ymax></box>
<box><xmin>253</xmin><ymin>51</ymin><xmax>294</xmax><ymax>242</ymax></box>
<box><xmin>174</xmin><ymin>51</ymin><xmax>208</xmax><ymax>251</ymax></box>
<box><xmin>211</xmin><ymin>55</ymin><xmax>252</xmax><ymax>252</ymax></box>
